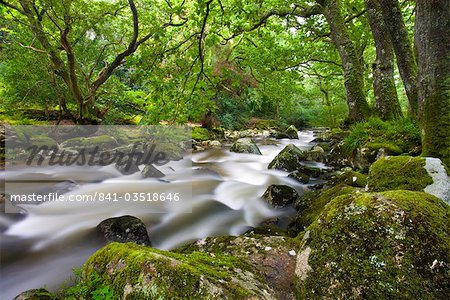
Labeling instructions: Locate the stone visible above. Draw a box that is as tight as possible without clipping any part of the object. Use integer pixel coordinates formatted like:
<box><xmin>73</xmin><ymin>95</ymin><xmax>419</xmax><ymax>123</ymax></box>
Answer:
<box><xmin>178</xmin><ymin>234</ymin><xmax>297</xmax><ymax>299</ymax></box>
<box><xmin>208</xmin><ymin>140</ymin><xmax>222</xmax><ymax>148</ymax></box>
<box><xmin>367</xmin><ymin>156</ymin><xmax>450</xmax><ymax>203</ymax></box>
<box><xmin>295</xmin><ymin>191</ymin><xmax>450</xmax><ymax>299</ymax></box>
<box><xmin>97</xmin><ymin>215</ymin><xmax>151</xmax><ymax>246</ymax></box>
<box><xmin>268</xmin><ymin>144</ymin><xmax>305</xmax><ymax>172</ymax></box>
<box><xmin>297</xmin><ymin>164</ymin><xmax>322</xmax><ymax>178</ymax></box>
<box><xmin>230</xmin><ymin>138</ymin><xmax>262</xmax><ymax>155</ymax></box>
<box><xmin>289</xmin><ymin>171</ymin><xmax>310</xmax><ymax>183</ymax></box>
<box><xmin>80</xmin><ymin>242</ymin><xmax>275</xmax><ymax>299</ymax></box>
<box><xmin>304</xmin><ymin>145</ymin><xmax>326</xmax><ymax>163</ymax></box>
<box><xmin>13</xmin><ymin>289</ymin><xmax>55</xmax><ymax>300</ymax></box>
<box><xmin>141</xmin><ymin>164</ymin><xmax>165</xmax><ymax>178</ymax></box>
<box><xmin>262</xmin><ymin>184</ymin><xmax>299</xmax><ymax>208</ymax></box>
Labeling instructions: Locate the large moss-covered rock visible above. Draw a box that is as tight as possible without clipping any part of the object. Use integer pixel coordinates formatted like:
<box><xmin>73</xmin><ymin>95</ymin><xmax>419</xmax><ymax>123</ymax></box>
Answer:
<box><xmin>368</xmin><ymin>156</ymin><xmax>432</xmax><ymax>192</ymax></box>
<box><xmin>262</xmin><ymin>184</ymin><xmax>299</xmax><ymax>208</ymax></box>
<box><xmin>13</xmin><ymin>288</ymin><xmax>56</xmax><ymax>300</ymax></box>
<box><xmin>289</xmin><ymin>184</ymin><xmax>358</xmax><ymax>233</ymax></box>
<box><xmin>60</xmin><ymin>135</ymin><xmax>118</xmax><ymax>150</ymax></box>
<box><xmin>78</xmin><ymin>242</ymin><xmax>275</xmax><ymax>299</ymax></box>
<box><xmin>268</xmin><ymin>144</ymin><xmax>305</xmax><ymax>172</ymax></box>
<box><xmin>367</xmin><ymin>156</ymin><xmax>450</xmax><ymax>204</ymax></box>
<box><xmin>327</xmin><ymin>169</ymin><xmax>368</xmax><ymax>188</ymax></box>
<box><xmin>304</xmin><ymin>145</ymin><xmax>326</xmax><ymax>163</ymax></box>
<box><xmin>177</xmin><ymin>234</ymin><xmax>298</xmax><ymax>299</ymax></box>
<box><xmin>274</xmin><ymin>125</ymin><xmax>299</xmax><ymax>140</ymax></box>
<box><xmin>191</xmin><ymin>127</ymin><xmax>211</xmax><ymax>141</ymax></box>
<box><xmin>230</xmin><ymin>138</ymin><xmax>262</xmax><ymax>155</ymax></box>
<box><xmin>295</xmin><ymin>191</ymin><xmax>450</xmax><ymax>299</ymax></box>
<box><xmin>29</xmin><ymin>135</ymin><xmax>58</xmax><ymax>148</ymax></box>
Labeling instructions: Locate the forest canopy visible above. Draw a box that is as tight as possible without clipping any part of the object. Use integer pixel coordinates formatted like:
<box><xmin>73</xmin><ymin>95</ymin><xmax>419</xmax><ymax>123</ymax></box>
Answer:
<box><xmin>0</xmin><ymin>0</ymin><xmax>449</xmax><ymax>164</ymax></box>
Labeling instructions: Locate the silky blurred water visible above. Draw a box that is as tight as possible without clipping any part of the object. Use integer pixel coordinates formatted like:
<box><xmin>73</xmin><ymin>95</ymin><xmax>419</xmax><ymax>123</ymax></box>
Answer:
<box><xmin>0</xmin><ymin>131</ymin><xmax>319</xmax><ymax>299</ymax></box>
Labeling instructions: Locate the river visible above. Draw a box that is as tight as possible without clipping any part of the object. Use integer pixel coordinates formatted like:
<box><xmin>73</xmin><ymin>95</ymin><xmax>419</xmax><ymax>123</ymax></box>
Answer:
<box><xmin>0</xmin><ymin>130</ymin><xmax>320</xmax><ymax>299</ymax></box>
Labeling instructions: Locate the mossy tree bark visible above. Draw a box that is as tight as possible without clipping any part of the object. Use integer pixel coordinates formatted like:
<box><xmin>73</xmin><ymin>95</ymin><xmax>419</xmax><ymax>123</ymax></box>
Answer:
<box><xmin>415</xmin><ymin>0</ymin><xmax>450</xmax><ymax>167</ymax></box>
<box><xmin>365</xmin><ymin>0</ymin><xmax>402</xmax><ymax>120</ymax></box>
<box><xmin>379</xmin><ymin>0</ymin><xmax>418</xmax><ymax>117</ymax></box>
<box><xmin>318</xmin><ymin>0</ymin><xmax>371</xmax><ymax>123</ymax></box>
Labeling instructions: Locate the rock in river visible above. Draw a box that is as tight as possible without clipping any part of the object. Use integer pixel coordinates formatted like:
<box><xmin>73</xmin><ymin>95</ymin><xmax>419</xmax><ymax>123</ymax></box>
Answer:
<box><xmin>262</xmin><ymin>184</ymin><xmax>299</xmax><ymax>208</ymax></box>
<box><xmin>97</xmin><ymin>215</ymin><xmax>151</xmax><ymax>246</ymax></box>
<box><xmin>230</xmin><ymin>138</ymin><xmax>262</xmax><ymax>155</ymax></box>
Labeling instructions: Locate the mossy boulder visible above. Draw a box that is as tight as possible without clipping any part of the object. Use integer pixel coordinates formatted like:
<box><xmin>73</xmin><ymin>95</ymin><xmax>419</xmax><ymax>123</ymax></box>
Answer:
<box><xmin>262</xmin><ymin>184</ymin><xmax>299</xmax><ymax>208</ymax></box>
<box><xmin>230</xmin><ymin>138</ymin><xmax>262</xmax><ymax>155</ymax></box>
<box><xmin>78</xmin><ymin>242</ymin><xmax>275</xmax><ymax>299</ymax></box>
<box><xmin>366</xmin><ymin>156</ymin><xmax>450</xmax><ymax>203</ymax></box>
<box><xmin>366</xmin><ymin>142</ymin><xmax>403</xmax><ymax>155</ymax></box>
<box><xmin>60</xmin><ymin>135</ymin><xmax>118</xmax><ymax>150</ymax></box>
<box><xmin>327</xmin><ymin>169</ymin><xmax>368</xmax><ymax>188</ymax></box>
<box><xmin>141</xmin><ymin>164</ymin><xmax>165</xmax><ymax>178</ymax></box>
<box><xmin>177</xmin><ymin>234</ymin><xmax>298</xmax><ymax>299</ymax></box>
<box><xmin>13</xmin><ymin>289</ymin><xmax>56</xmax><ymax>300</ymax></box>
<box><xmin>29</xmin><ymin>135</ymin><xmax>58</xmax><ymax>148</ymax></box>
<box><xmin>288</xmin><ymin>171</ymin><xmax>310</xmax><ymax>184</ymax></box>
<box><xmin>289</xmin><ymin>184</ymin><xmax>358</xmax><ymax>233</ymax></box>
<box><xmin>153</xmin><ymin>142</ymin><xmax>184</xmax><ymax>161</ymax></box>
<box><xmin>191</xmin><ymin>127</ymin><xmax>211</xmax><ymax>141</ymax></box>
<box><xmin>274</xmin><ymin>125</ymin><xmax>299</xmax><ymax>140</ymax></box>
<box><xmin>304</xmin><ymin>145</ymin><xmax>326</xmax><ymax>163</ymax></box>
<box><xmin>295</xmin><ymin>191</ymin><xmax>450</xmax><ymax>299</ymax></box>
<box><xmin>268</xmin><ymin>144</ymin><xmax>306</xmax><ymax>172</ymax></box>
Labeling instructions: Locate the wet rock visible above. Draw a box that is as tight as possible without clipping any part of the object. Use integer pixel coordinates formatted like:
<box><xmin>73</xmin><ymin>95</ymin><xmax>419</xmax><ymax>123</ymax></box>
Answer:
<box><xmin>304</xmin><ymin>145</ymin><xmax>326</xmax><ymax>163</ymax></box>
<box><xmin>97</xmin><ymin>215</ymin><xmax>151</xmax><ymax>246</ymax></box>
<box><xmin>230</xmin><ymin>138</ymin><xmax>262</xmax><ymax>155</ymax></box>
<box><xmin>295</xmin><ymin>191</ymin><xmax>450</xmax><ymax>299</ymax></box>
<box><xmin>262</xmin><ymin>184</ymin><xmax>299</xmax><ymax>208</ymax></box>
<box><xmin>208</xmin><ymin>140</ymin><xmax>222</xmax><ymax>148</ymax></box>
<box><xmin>288</xmin><ymin>171</ymin><xmax>310</xmax><ymax>184</ymax></box>
<box><xmin>289</xmin><ymin>184</ymin><xmax>357</xmax><ymax>233</ymax></box>
<box><xmin>297</xmin><ymin>164</ymin><xmax>322</xmax><ymax>178</ymax></box>
<box><xmin>274</xmin><ymin>125</ymin><xmax>299</xmax><ymax>140</ymax></box>
<box><xmin>326</xmin><ymin>169</ymin><xmax>367</xmax><ymax>188</ymax></box>
<box><xmin>13</xmin><ymin>288</ymin><xmax>55</xmax><ymax>300</ymax></box>
<box><xmin>115</xmin><ymin>157</ymin><xmax>140</xmax><ymax>175</ymax></box>
<box><xmin>60</xmin><ymin>135</ymin><xmax>119</xmax><ymax>151</ymax></box>
<box><xmin>141</xmin><ymin>164</ymin><xmax>165</xmax><ymax>178</ymax></box>
<box><xmin>178</xmin><ymin>234</ymin><xmax>297</xmax><ymax>299</ymax></box>
<box><xmin>268</xmin><ymin>144</ymin><xmax>305</xmax><ymax>172</ymax></box>
<box><xmin>81</xmin><ymin>242</ymin><xmax>275</xmax><ymax>299</ymax></box>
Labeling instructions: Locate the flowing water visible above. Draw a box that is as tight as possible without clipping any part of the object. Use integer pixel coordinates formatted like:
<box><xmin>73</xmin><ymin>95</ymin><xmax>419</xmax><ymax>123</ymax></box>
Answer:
<box><xmin>0</xmin><ymin>131</ymin><xmax>321</xmax><ymax>299</ymax></box>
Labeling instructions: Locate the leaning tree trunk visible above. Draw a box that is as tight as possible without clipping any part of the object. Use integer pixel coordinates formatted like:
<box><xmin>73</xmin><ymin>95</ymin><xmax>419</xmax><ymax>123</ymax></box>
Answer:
<box><xmin>415</xmin><ymin>0</ymin><xmax>450</xmax><ymax>167</ymax></box>
<box><xmin>379</xmin><ymin>0</ymin><xmax>418</xmax><ymax>117</ymax></box>
<box><xmin>365</xmin><ymin>0</ymin><xmax>402</xmax><ymax>120</ymax></box>
<box><xmin>320</xmin><ymin>0</ymin><xmax>371</xmax><ymax>123</ymax></box>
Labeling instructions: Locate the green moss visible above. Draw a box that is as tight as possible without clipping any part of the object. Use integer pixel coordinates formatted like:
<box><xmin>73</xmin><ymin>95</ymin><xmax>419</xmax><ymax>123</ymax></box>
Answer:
<box><xmin>30</xmin><ymin>135</ymin><xmax>58</xmax><ymax>148</ymax></box>
<box><xmin>327</xmin><ymin>170</ymin><xmax>368</xmax><ymax>188</ymax></box>
<box><xmin>290</xmin><ymin>184</ymin><xmax>357</xmax><ymax>232</ymax></box>
<box><xmin>366</xmin><ymin>142</ymin><xmax>403</xmax><ymax>155</ymax></box>
<box><xmin>367</xmin><ymin>156</ymin><xmax>433</xmax><ymax>192</ymax></box>
<box><xmin>268</xmin><ymin>144</ymin><xmax>305</xmax><ymax>172</ymax></box>
<box><xmin>191</xmin><ymin>127</ymin><xmax>211</xmax><ymax>141</ymax></box>
<box><xmin>68</xmin><ymin>242</ymin><xmax>272</xmax><ymax>299</ymax></box>
<box><xmin>62</xmin><ymin>135</ymin><xmax>118</xmax><ymax>148</ymax></box>
<box><xmin>296</xmin><ymin>190</ymin><xmax>450</xmax><ymax>299</ymax></box>
<box><xmin>343</xmin><ymin>117</ymin><xmax>421</xmax><ymax>155</ymax></box>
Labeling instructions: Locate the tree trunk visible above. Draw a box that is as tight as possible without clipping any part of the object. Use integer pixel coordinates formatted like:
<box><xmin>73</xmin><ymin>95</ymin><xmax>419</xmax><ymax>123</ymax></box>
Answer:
<box><xmin>365</xmin><ymin>0</ymin><xmax>402</xmax><ymax>120</ymax></box>
<box><xmin>415</xmin><ymin>0</ymin><xmax>450</xmax><ymax>167</ymax></box>
<box><xmin>379</xmin><ymin>0</ymin><xmax>418</xmax><ymax>117</ymax></box>
<box><xmin>320</xmin><ymin>0</ymin><xmax>371</xmax><ymax>123</ymax></box>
